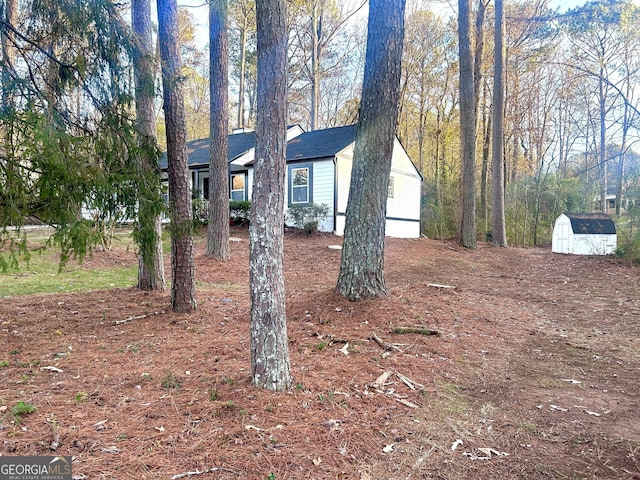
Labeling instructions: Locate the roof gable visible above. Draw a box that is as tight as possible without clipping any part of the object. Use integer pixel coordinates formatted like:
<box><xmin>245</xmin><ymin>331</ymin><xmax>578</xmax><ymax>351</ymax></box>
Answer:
<box><xmin>565</xmin><ymin>213</ymin><xmax>616</xmax><ymax>235</ymax></box>
<box><xmin>286</xmin><ymin>125</ymin><xmax>357</xmax><ymax>161</ymax></box>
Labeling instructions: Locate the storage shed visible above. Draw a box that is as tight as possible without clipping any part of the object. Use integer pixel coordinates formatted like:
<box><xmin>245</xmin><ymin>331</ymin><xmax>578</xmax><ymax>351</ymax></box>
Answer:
<box><xmin>552</xmin><ymin>213</ymin><xmax>617</xmax><ymax>255</ymax></box>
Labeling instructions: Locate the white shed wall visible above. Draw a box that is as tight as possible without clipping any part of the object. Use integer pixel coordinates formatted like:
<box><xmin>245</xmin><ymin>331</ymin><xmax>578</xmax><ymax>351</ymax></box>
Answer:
<box><xmin>567</xmin><ymin>234</ymin><xmax>617</xmax><ymax>255</ymax></box>
<box><xmin>551</xmin><ymin>215</ymin><xmax>571</xmax><ymax>254</ymax></box>
<box><xmin>552</xmin><ymin>213</ymin><xmax>617</xmax><ymax>255</ymax></box>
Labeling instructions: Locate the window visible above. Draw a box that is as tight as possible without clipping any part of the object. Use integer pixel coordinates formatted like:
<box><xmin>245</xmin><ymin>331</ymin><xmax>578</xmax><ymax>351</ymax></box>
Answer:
<box><xmin>230</xmin><ymin>173</ymin><xmax>246</xmax><ymax>201</ymax></box>
<box><xmin>289</xmin><ymin>164</ymin><xmax>312</xmax><ymax>205</ymax></box>
<box><xmin>388</xmin><ymin>176</ymin><xmax>394</xmax><ymax>198</ymax></box>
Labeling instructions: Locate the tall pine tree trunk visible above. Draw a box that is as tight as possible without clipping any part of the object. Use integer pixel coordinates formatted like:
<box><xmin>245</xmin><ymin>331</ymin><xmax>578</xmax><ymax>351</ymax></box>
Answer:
<box><xmin>237</xmin><ymin>22</ymin><xmax>247</xmax><ymax>129</ymax></box>
<box><xmin>1</xmin><ymin>0</ymin><xmax>18</xmax><ymax>171</ymax></box>
<box><xmin>1</xmin><ymin>0</ymin><xmax>17</xmax><ymax>109</ymax></box>
<box><xmin>473</xmin><ymin>0</ymin><xmax>488</xmax><ymax>118</ymax></box>
<box><xmin>599</xmin><ymin>74</ymin><xmax>607</xmax><ymax>214</ymax></box>
<box><xmin>157</xmin><ymin>0</ymin><xmax>197</xmax><ymax>313</ymax></box>
<box><xmin>207</xmin><ymin>0</ymin><xmax>230</xmax><ymax>259</ymax></box>
<box><xmin>458</xmin><ymin>0</ymin><xmax>476</xmax><ymax>248</ymax></box>
<box><xmin>479</xmin><ymin>101</ymin><xmax>491</xmax><ymax>233</ymax></box>
<box><xmin>132</xmin><ymin>0</ymin><xmax>166</xmax><ymax>290</ymax></box>
<box><xmin>310</xmin><ymin>0</ymin><xmax>321</xmax><ymax>130</ymax></box>
<box><xmin>491</xmin><ymin>0</ymin><xmax>507</xmax><ymax>246</ymax></box>
<box><xmin>249</xmin><ymin>0</ymin><xmax>292</xmax><ymax>391</ymax></box>
<box><xmin>336</xmin><ymin>0</ymin><xmax>406</xmax><ymax>301</ymax></box>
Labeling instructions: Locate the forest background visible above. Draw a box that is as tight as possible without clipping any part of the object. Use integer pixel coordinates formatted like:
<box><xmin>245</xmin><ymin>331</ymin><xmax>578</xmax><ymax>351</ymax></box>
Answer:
<box><xmin>159</xmin><ymin>0</ymin><xmax>640</xmax><ymax>253</ymax></box>
<box><xmin>3</xmin><ymin>0</ymin><xmax>640</xmax><ymax>257</ymax></box>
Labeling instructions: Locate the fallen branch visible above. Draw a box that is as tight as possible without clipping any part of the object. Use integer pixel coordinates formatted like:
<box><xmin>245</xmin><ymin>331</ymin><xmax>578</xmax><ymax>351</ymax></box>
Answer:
<box><xmin>396</xmin><ymin>371</ymin><xmax>424</xmax><ymax>390</ymax></box>
<box><xmin>113</xmin><ymin>311</ymin><xmax>165</xmax><ymax>325</ymax></box>
<box><xmin>426</xmin><ymin>283</ymin><xmax>456</xmax><ymax>289</ymax></box>
<box><xmin>171</xmin><ymin>467</ymin><xmax>237</xmax><ymax>479</ymax></box>
<box><xmin>393</xmin><ymin>396</ymin><xmax>419</xmax><ymax>409</ymax></box>
<box><xmin>392</xmin><ymin>327</ymin><xmax>440</xmax><ymax>336</ymax></box>
<box><xmin>369</xmin><ymin>333</ymin><xmax>401</xmax><ymax>352</ymax></box>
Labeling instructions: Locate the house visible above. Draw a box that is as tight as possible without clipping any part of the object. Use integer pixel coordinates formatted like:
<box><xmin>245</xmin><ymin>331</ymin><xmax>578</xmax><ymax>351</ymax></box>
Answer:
<box><xmin>551</xmin><ymin>212</ymin><xmax>617</xmax><ymax>255</ymax></box>
<box><xmin>160</xmin><ymin>124</ymin><xmax>423</xmax><ymax>238</ymax></box>
<box><xmin>594</xmin><ymin>185</ymin><xmax>628</xmax><ymax>215</ymax></box>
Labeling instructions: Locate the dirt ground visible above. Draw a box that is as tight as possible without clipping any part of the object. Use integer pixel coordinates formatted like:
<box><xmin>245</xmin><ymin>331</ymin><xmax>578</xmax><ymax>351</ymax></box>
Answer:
<box><xmin>0</xmin><ymin>226</ymin><xmax>639</xmax><ymax>480</ymax></box>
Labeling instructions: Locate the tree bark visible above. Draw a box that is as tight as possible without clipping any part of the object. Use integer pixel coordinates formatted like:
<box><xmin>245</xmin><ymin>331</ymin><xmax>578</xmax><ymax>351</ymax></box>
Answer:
<box><xmin>157</xmin><ymin>0</ymin><xmax>197</xmax><ymax>313</ymax></box>
<box><xmin>1</xmin><ymin>0</ymin><xmax>18</xmax><ymax>109</ymax></box>
<box><xmin>310</xmin><ymin>0</ymin><xmax>321</xmax><ymax>130</ymax></box>
<box><xmin>132</xmin><ymin>0</ymin><xmax>166</xmax><ymax>291</ymax></box>
<box><xmin>336</xmin><ymin>0</ymin><xmax>406</xmax><ymax>301</ymax></box>
<box><xmin>599</xmin><ymin>73</ymin><xmax>607</xmax><ymax>214</ymax></box>
<box><xmin>458</xmin><ymin>0</ymin><xmax>476</xmax><ymax>248</ymax></box>
<box><xmin>491</xmin><ymin>0</ymin><xmax>507</xmax><ymax>247</ymax></box>
<box><xmin>473</xmin><ymin>0</ymin><xmax>488</xmax><ymax>119</ymax></box>
<box><xmin>249</xmin><ymin>0</ymin><xmax>292</xmax><ymax>391</ymax></box>
<box><xmin>237</xmin><ymin>22</ymin><xmax>247</xmax><ymax>129</ymax></box>
<box><xmin>207</xmin><ymin>0</ymin><xmax>231</xmax><ymax>260</ymax></box>
<box><xmin>479</xmin><ymin>98</ymin><xmax>491</xmax><ymax>233</ymax></box>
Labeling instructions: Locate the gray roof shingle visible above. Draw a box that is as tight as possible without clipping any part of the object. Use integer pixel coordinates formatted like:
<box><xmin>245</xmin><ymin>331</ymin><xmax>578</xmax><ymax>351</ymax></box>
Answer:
<box><xmin>285</xmin><ymin>125</ymin><xmax>357</xmax><ymax>161</ymax></box>
<box><xmin>159</xmin><ymin>130</ymin><xmax>257</xmax><ymax>169</ymax></box>
<box><xmin>565</xmin><ymin>213</ymin><xmax>616</xmax><ymax>235</ymax></box>
<box><xmin>160</xmin><ymin>125</ymin><xmax>359</xmax><ymax>169</ymax></box>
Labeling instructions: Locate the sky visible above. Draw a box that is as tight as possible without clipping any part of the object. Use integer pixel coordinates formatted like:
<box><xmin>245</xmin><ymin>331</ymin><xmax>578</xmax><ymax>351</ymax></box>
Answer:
<box><xmin>175</xmin><ymin>0</ymin><xmax>640</xmax><ymax>49</ymax></box>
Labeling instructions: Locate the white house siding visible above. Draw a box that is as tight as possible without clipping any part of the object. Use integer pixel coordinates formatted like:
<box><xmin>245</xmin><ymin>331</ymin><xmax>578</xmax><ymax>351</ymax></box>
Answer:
<box><xmin>335</xmin><ymin>150</ymin><xmax>353</xmax><ymax>216</ymax></box>
<box><xmin>284</xmin><ymin>159</ymin><xmax>335</xmax><ymax>232</ymax></box>
<box><xmin>385</xmin><ymin>139</ymin><xmax>422</xmax><ymax>237</ymax></box>
<box><xmin>334</xmin><ymin>141</ymin><xmax>421</xmax><ymax>239</ymax></box>
<box><xmin>242</xmin><ymin>159</ymin><xmax>335</xmax><ymax>232</ymax></box>
<box><xmin>247</xmin><ymin>169</ymin><xmax>254</xmax><ymax>200</ymax></box>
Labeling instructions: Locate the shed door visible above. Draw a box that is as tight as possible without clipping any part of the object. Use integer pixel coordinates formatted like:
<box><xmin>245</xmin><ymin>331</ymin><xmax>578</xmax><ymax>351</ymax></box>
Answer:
<box><xmin>558</xmin><ymin>223</ymin><xmax>569</xmax><ymax>253</ymax></box>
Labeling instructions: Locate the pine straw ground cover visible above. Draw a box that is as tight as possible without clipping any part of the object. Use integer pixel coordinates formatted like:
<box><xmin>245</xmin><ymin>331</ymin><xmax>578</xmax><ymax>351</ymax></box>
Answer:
<box><xmin>0</xmin><ymin>226</ymin><xmax>639</xmax><ymax>479</ymax></box>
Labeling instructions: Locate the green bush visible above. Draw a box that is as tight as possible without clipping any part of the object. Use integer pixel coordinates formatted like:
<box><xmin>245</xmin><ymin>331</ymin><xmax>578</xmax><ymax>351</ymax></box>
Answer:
<box><xmin>192</xmin><ymin>199</ymin><xmax>253</xmax><ymax>227</ymax></box>
<box><xmin>230</xmin><ymin>200</ymin><xmax>251</xmax><ymax>225</ymax></box>
<box><xmin>287</xmin><ymin>203</ymin><xmax>330</xmax><ymax>234</ymax></box>
<box><xmin>614</xmin><ymin>228</ymin><xmax>640</xmax><ymax>263</ymax></box>
<box><xmin>192</xmin><ymin>197</ymin><xmax>209</xmax><ymax>227</ymax></box>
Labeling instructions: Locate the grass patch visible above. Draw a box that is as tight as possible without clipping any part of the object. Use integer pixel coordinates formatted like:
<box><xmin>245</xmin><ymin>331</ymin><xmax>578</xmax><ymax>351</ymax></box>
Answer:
<box><xmin>0</xmin><ymin>259</ymin><xmax>137</xmax><ymax>297</ymax></box>
<box><xmin>423</xmin><ymin>381</ymin><xmax>470</xmax><ymax>417</ymax></box>
<box><xmin>0</xmin><ymin>233</ymin><xmax>137</xmax><ymax>297</ymax></box>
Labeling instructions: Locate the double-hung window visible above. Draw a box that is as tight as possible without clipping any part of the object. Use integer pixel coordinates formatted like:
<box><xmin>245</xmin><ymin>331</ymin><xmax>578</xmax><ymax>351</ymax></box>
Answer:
<box><xmin>230</xmin><ymin>173</ymin><xmax>246</xmax><ymax>201</ymax></box>
<box><xmin>289</xmin><ymin>164</ymin><xmax>312</xmax><ymax>205</ymax></box>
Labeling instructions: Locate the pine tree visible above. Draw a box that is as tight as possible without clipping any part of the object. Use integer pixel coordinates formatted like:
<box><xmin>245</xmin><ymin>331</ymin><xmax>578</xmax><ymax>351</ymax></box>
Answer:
<box><xmin>157</xmin><ymin>0</ymin><xmax>197</xmax><ymax>313</ymax></box>
<box><xmin>336</xmin><ymin>0</ymin><xmax>406</xmax><ymax>301</ymax></box>
<box><xmin>249</xmin><ymin>0</ymin><xmax>292</xmax><ymax>391</ymax></box>
<box><xmin>206</xmin><ymin>0</ymin><xmax>231</xmax><ymax>260</ymax></box>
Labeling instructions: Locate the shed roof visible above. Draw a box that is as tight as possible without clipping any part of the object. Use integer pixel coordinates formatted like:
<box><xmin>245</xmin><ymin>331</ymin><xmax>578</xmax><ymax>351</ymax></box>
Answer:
<box><xmin>564</xmin><ymin>212</ymin><xmax>616</xmax><ymax>235</ymax></box>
